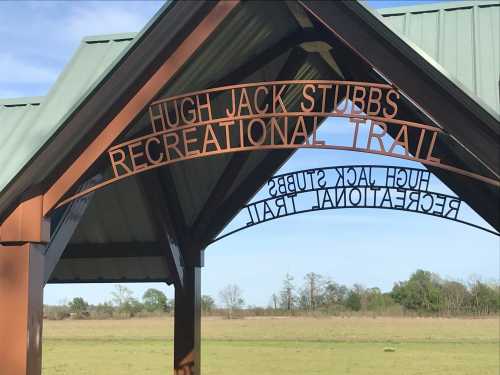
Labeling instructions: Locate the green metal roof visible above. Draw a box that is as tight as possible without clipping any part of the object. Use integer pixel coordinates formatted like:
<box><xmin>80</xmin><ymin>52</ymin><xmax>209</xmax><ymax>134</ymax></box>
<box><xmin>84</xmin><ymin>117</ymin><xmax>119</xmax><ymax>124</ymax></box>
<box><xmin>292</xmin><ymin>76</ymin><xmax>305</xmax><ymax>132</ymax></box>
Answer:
<box><xmin>378</xmin><ymin>0</ymin><xmax>500</xmax><ymax>116</ymax></box>
<box><xmin>0</xmin><ymin>98</ymin><xmax>44</xmax><ymax>185</ymax></box>
<box><xmin>0</xmin><ymin>34</ymin><xmax>136</xmax><ymax>193</ymax></box>
<box><xmin>0</xmin><ymin>0</ymin><xmax>498</xmax><ymax>202</ymax></box>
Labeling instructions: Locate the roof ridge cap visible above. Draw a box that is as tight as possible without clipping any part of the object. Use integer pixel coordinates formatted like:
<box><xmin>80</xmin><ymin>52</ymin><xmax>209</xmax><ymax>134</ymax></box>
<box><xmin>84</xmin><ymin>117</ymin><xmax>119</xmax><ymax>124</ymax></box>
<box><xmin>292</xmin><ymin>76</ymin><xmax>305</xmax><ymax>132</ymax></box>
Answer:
<box><xmin>82</xmin><ymin>32</ymin><xmax>137</xmax><ymax>43</ymax></box>
<box><xmin>377</xmin><ymin>0</ymin><xmax>499</xmax><ymax>14</ymax></box>
<box><xmin>0</xmin><ymin>96</ymin><xmax>44</xmax><ymax>106</ymax></box>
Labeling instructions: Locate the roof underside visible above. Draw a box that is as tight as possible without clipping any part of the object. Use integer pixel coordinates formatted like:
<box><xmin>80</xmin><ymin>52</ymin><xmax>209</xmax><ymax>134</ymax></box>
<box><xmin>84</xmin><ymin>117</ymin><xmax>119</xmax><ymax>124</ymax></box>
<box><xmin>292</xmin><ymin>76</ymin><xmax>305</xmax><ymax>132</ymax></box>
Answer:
<box><xmin>49</xmin><ymin>1</ymin><xmax>339</xmax><ymax>283</ymax></box>
<box><xmin>0</xmin><ymin>1</ymin><xmax>498</xmax><ymax>283</ymax></box>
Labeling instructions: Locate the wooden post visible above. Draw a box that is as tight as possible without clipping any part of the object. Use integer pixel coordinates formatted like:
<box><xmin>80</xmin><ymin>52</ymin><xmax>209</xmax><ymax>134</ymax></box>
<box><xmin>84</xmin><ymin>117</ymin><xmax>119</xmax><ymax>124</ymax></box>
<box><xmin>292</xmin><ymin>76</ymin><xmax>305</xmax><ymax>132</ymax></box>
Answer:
<box><xmin>0</xmin><ymin>244</ymin><xmax>45</xmax><ymax>375</ymax></box>
<box><xmin>174</xmin><ymin>265</ymin><xmax>201</xmax><ymax>375</ymax></box>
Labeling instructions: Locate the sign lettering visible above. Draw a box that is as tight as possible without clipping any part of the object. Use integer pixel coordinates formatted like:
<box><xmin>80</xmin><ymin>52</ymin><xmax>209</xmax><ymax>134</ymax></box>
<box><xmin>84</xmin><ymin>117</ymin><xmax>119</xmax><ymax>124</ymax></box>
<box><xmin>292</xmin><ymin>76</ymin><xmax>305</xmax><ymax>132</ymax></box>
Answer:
<box><xmin>211</xmin><ymin>165</ymin><xmax>498</xmax><ymax>243</ymax></box>
<box><xmin>56</xmin><ymin>80</ymin><xmax>499</xmax><ymax>209</ymax></box>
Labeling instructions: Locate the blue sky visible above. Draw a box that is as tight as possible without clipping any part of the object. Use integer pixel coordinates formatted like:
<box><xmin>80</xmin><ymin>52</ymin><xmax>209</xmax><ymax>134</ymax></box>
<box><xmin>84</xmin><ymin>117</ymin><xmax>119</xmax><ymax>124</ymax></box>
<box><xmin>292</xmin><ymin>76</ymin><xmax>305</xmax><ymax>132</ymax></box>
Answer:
<box><xmin>1</xmin><ymin>0</ymin><xmax>498</xmax><ymax>307</ymax></box>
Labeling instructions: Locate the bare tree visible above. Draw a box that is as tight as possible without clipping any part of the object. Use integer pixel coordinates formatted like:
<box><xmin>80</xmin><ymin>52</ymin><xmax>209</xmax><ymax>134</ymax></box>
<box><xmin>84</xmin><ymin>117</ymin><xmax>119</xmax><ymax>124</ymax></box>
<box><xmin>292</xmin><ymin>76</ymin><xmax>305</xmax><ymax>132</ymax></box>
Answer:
<box><xmin>111</xmin><ymin>285</ymin><xmax>142</xmax><ymax>317</ymax></box>
<box><xmin>303</xmin><ymin>272</ymin><xmax>324</xmax><ymax>311</ymax></box>
<box><xmin>441</xmin><ymin>280</ymin><xmax>468</xmax><ymax>315</ymax></box>
<box><xmin>270</xmin><ymin>293</ymin><xmax>279</xmax><ymax>310</ymax></box>
<box><xmin>219</xmin><ymin>284</ymin><xmax>244</xmax><ymax>319</ymax></box>
<box><xmin>279</xmin><ymin>273</ymin><xmax>296</xmax><ymax>312</ymax></box>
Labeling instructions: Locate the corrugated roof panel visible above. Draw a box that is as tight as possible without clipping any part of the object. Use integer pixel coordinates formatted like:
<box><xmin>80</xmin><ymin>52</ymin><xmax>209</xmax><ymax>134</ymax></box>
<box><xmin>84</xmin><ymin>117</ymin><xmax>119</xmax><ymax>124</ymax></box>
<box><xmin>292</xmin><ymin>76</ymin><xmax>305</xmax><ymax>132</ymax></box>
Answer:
<box><xmin>476</xmin><ymin>4</ymin><xmax>500</xmax><ymax>111</ymax></box>
<box><xmin>71</xmin><ymin>175</ymin><xmax>156</xmax><ymax>244</ymax></box>
<box><xmin>226</xmin><ymin>55</ymin><xmax>331</xmax><ymax>200</ymax></box>
<box><xmin>0</xmin><ymin>34</ymin><xmax>135</xmax><ymax>193</ymax></box>
<box><xmin>50</xmin><ymin>256</ymin><xmax>169</xmax><ymax>283</ymax></box>
<box><xmin>151</xmin><ymin>1</ymin><xmax>299</xmax><ymax>226</ymax></box>
<box><xmin>407</xmin><ymin>11</ymin><xmax>440</xmax><ymax>61</ymax></box>
<box><xmin>34</xmin><ymin>39</ymin><xmax>134</xmax><ymax>130</ymax></box>
<box><xmin>379</xmin><ymin>0</ymin><xmax>500</xmax><ymax>115</ymax></box>
<box><xmin>0</xmin><ymin>99</ymin><xmax>42</xmax><ymax>142</ymax></box>
<box><xmin>383</xmin><ymin>12</ymin><xmax>405</xmax><ymax>33</ymax></box>
<box><xmin>0</xmin><ymin>99</ymin><xmax>43</xmax><ymax>179</ymax></box>
<box><xmin>442</xmin><ymin>7</ymin><xmax>475</xmax><ymax>91</ymax></box>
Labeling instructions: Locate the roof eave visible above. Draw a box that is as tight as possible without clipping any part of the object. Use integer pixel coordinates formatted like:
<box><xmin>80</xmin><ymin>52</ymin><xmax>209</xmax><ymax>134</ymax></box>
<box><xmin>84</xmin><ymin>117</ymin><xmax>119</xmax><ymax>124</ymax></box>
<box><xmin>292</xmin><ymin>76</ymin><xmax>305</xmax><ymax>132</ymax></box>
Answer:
<box><xmin>0</xmin><ymin>0</ymin><xmax>215</xmax><ymax>221</ymax></box>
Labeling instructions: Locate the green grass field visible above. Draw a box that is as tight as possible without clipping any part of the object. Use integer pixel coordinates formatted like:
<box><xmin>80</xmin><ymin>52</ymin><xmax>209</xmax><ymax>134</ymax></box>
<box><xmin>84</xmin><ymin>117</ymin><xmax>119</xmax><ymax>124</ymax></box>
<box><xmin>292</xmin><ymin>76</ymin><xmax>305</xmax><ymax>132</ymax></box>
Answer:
<box><xmin>42</xmin><ymin>316</ymin><xmax>499</xmax><ymax>375</ymax></box>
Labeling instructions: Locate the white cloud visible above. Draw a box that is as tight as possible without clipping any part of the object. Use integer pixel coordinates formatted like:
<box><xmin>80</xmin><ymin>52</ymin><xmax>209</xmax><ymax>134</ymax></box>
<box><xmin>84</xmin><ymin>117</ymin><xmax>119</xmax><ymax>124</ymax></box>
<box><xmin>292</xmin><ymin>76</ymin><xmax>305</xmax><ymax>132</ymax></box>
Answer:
<box><xmin>0</xmin><ymin>1</ymin><xmax>163</xmax><ymax>96</ymax></box>
<box><xmin>61</xmin><ymin>2</ymin><xmax>163</xmax><ymax>41</ymax></box>
<box><xmin>0</xmin><ymin>53</ymin><xmax>58</xmax><ymax>84</ymax></box>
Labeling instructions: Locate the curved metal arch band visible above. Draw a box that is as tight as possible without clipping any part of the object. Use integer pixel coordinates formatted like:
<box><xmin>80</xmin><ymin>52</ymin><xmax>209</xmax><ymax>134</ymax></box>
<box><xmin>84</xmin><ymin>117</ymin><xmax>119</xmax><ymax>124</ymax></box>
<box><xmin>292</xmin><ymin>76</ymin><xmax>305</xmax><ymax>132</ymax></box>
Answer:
<box><xmin>56</xmin><ymin>141</ymin><xmax>500</xmax><ymax>211</ymax></box>
<box><xmin>211</xmin><ymin>201</ymin><xmax>500</xmax><ymax>244</ymax></box>
<box><xmin>210</xmin><ymin>165</ymin><xmax>499</xmax><ymax>244</ymax></box>
<box><xmin>109</xmin><ymin>112</ymin><xmax>444</xmax><ymax>152</ymax></box>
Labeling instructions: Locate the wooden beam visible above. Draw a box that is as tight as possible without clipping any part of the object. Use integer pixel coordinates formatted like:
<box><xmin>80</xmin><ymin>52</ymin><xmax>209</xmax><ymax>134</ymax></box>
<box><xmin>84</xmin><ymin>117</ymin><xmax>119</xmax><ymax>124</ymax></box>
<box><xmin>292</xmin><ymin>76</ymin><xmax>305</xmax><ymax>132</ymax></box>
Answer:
<box><xmin>169</xmin><ymin>34</ymin><xmax>321</xmax><ymax>247</ymax></box>
<box><xmin>198</xmin><ymin>55</ymin><xmax>346</xmax><ymax>246</ymax></box>
<box><xmin>299</xmin><ymin>0</ymin><xmax>499</xmax><ymax>177</ymax></box>
<box><xmin>191</xmin><ymin>48</ymin><xmax>344</xmax><ymax>246</ymax></box>
<box><xmin>0</xmin><ymin>244</ymin><xmax>44</xmax><ymax>375</ymax></box>
<box><xmin>0</xmin><ymin>196</ymin><xmax>49</xmax><ymax>244</ymax></box>
<box><xmin>209</xmin><ymin>28</ymin><xmax>320</xmax><ymax>88</ymax></box>
<box><xmin>174</xmin><ymin>266</ymin><xmax>201</xmax><ymax>375</ymax></box>
<box><xmin>190</xmin><ymin>47</ymin><xmax>310</xmax><ymax>247</ymax></box>
<box><xmin>48</xmin><ymin>255</ymin><xmax>169</xmax><ymax>284</ymax></box>
<box><xmin>201</xmin><ymin>150</ymin><xmax>293</xmax><ymax>247</ymax></box>
<box><xmin>139</xmin><ymin>171</ymin><xmax>185</xmax><ymax>288</ymax></box>
<box><xmin>42</xmin><ymin>1</ymin><xmax>240</xmax><ymax>216</ymax></box>
<box><xmin>308</xmin><ymin>12</ymin><xmax>499</xmax><ymax>230</ymax></box>
<box><xmin>158</xmin><ymin>167</ymin><xmax>189</xmax><ymax>244</ymax></box>
<box><xmin>0</xmin><ymin>1</ymin><xmax>214</xmax><ymax>222</ymax></box>
<box><xmin>43</xmin><ymin>177</ymin><xmax>99</xmax><ymax>284</ymax></box>
<box><xmin>61</xmin><ymin>242</ymin><xmax>161</xmax><ymax>258</ymax></box>
<box><xmin>112</xmin><ymin>30</ymin><xmax>322</xmax><ymax>164</ymax></box>
<box><xmin>139</xmin><ymin>173</ymin><xmax>204</xmax><ymax>375</ymax></box>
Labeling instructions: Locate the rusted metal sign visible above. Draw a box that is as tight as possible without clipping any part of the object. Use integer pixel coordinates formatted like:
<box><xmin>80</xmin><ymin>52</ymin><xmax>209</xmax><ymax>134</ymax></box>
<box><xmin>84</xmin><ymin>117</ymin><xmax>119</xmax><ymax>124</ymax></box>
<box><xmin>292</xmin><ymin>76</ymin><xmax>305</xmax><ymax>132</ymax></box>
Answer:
<box><xmin>211</xmin><ymin>165</ymin><xmax>499</xmax><ymax>243</ymax></box>
<box><xmin>58</xmin><ymin>80</ymin><xmax>500</xmax><ymax>207</ymax></box>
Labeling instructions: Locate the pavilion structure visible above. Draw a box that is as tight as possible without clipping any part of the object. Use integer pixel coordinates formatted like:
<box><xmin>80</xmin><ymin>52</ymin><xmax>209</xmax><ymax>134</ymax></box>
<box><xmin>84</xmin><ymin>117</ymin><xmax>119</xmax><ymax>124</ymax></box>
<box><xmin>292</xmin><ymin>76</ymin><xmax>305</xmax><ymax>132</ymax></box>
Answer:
<box><xmin>0</xmin><ymin>1</ymin><xmax>498</xmax><ymax>374</ymax></box>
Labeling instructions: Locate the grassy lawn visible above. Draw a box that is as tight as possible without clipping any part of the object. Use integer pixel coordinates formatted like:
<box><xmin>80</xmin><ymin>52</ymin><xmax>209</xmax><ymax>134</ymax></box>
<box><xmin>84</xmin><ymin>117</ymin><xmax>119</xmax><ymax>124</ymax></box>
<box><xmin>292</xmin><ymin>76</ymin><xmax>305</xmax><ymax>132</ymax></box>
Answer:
<box><xmin>42</xmin><ymin>316</ymin><xmax>499</xmax><ymax>375</ymax></box>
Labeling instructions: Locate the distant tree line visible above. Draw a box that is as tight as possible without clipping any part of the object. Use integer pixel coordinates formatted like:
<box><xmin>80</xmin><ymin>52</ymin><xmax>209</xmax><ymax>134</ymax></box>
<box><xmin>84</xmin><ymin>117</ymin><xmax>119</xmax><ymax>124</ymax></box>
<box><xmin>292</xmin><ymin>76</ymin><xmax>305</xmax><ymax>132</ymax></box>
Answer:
<box><xmin>45</xmin><ymin>285</ymin><xmax>221</xmax><ymax>320</ymax></box>
<box><xmin>269</xmin><ymin>270</ymin><xmax>499</xmax><ymax>316</ymax></box>
<box><xmin>45</xmin><ymin>286</ymin><xmax>175</xmax><ymax>320</ymax></box>
<box><xmin>44</xmin><ymin>270</ymin><xmax>499</xmax><ymax>320</ymax></box>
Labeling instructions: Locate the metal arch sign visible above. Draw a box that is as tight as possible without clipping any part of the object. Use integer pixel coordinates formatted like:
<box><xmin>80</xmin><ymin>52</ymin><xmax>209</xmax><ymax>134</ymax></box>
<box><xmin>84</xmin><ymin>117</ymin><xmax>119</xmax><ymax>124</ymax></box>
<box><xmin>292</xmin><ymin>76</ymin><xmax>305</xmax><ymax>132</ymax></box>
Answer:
<box><xmin>210</xmin><ymin>165</ymin><xmax>499</xmax><ymax>244</ymax></box>
<box><xmin>57</xmin><ymin>80</ymin><xmax>500</xmax><ymax>208</ymax></box>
